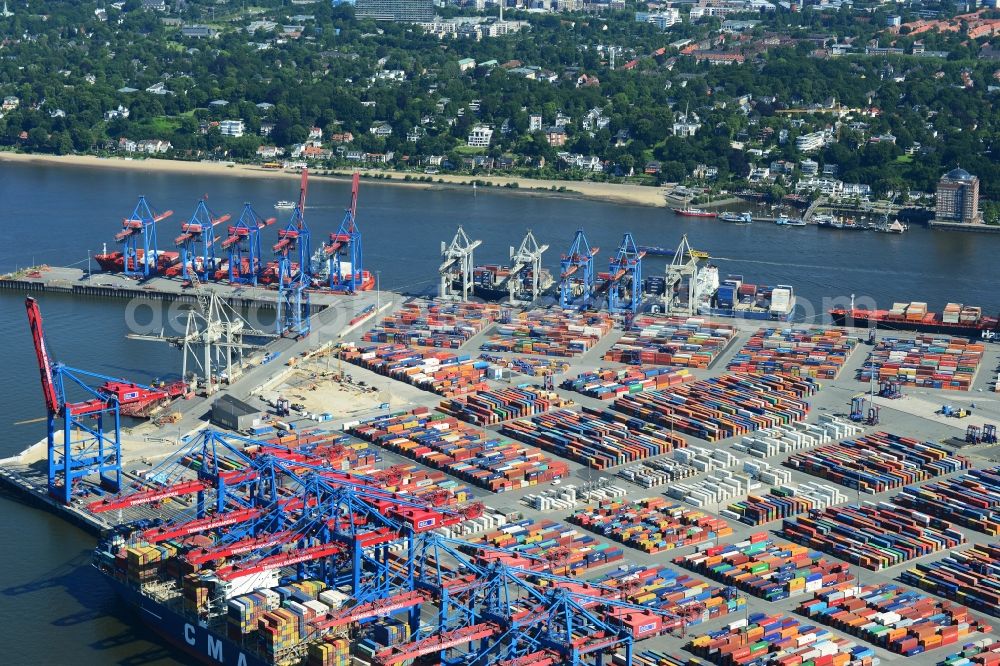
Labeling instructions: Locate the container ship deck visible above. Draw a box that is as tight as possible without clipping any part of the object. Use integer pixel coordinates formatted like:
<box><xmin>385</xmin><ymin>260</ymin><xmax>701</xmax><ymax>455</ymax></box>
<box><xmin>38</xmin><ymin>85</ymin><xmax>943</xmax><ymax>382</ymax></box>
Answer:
<box><xmin>830</xmin><ymin>301</ymin><xmax>1000</xmax><ymax>337</ymax></box>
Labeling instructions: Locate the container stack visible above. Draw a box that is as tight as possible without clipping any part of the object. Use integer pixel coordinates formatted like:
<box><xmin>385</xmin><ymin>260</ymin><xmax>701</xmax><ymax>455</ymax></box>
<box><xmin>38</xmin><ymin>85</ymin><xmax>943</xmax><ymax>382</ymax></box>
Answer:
<box><xmin>366</xmin><ymin>464</ymin><xmax>473</xmax><ymax>506</ymax></box>
<box><xmin>362</xmin><ymin>300</ymin><xmax>499</xmax><ymax>348</ymax></box>
<box><xmin>727</xmin><ymin>327</ymin><xmax>858</xmax><ymax>379</ymax></box>
<box><xmin>501</xmin><ymin>406</ymin><xmax>687</xmax><ymax>469</ymax></box>
<box><xmin>674</xmin><ymin>445</ymin><xmax>742</xmax><ymax>472</ymax></box>
<box><xmin>438</xmin><ymin>386</ymin><xmax>571</xmax><ymax>426</ymax></box>
<box><xmin>469</xmin><ymin>518</ymin><xmax>625</xmax><ymax>574</ymax></box>
<box><xmin>521</xmin><ymin>480</ymin><xmax>628</xmax><ymax>511</ymax></box>
<box><xmin>674</xmin><ymin>537</ymin><xmax>856</xmax><ymax>601</ymax></box>
<box><xmin>901</xmin><ymin>543</ymin><xmax>1000</xmax><ymax>616</ymax></box>
<box><xmin>781</xmin><ymin>503</ymin><xmax>966</xmax><ymax>570</ymax></box>
<box><xmin>785</xmin><ymin>432</ymin><xmax>971</xmax><ymax>493</ymax></box>
<box><xmin>259</xmin><ymin>608</ymin><xmax>302</xmax><ymax>658</ymax></box>
<box><xmin>723</xmin><ymin>483</ymin><xmax>848</xmax><ymax>526</ymax></box>
<box><xmin>478</xmin><ymin>353</ymin><xmax>570</xmax><ymax>377</ymax></box>
<box><xmin>182</xmin><ymin>573</ymin><xmax>211</xmax><ymax>613</ymax></box>
<box><xmin>125</xmin><ymin>543</ymin><xmax>175</xmax><ymax>584</ymax></box>
<box><xmin>939</xmin><ymin>640</ymin><xmax>1000</xmax><ymax>666</ymax></box>
<box><xmin>892</xmin><ymin>468</ymin><xmax>1000</xmax><ymax>536</ymax></box>
<box><xmin>688</xmin><ymin>613</ymin><xmax>879</xmax><ymax>666</ymax></box>
<box><xmin>227</xmin><ymin>590</ymin><xmax>280</xmax><ymax>640</ymax></box>
<box><xmin>799</xmin><ymin>583</ymin><xmax>993</xmax><ymax>655</ymax></box>
<box><xmin>617</xmin><ymin>459</ymin><xmax>698</xmax><ymax>488</ymax></box>
<box><xmin>612</xmin><ymin>374</ymin><xmax>817</xmax><ymax>442</ymax></box>
<box><xmin>348</xmin><ymin>408</ymin><xmax>569</xmax><ymax>492</ymax></box>
<box><xmin>336</xmin><ymin>343</ymin><xmax>490</xmax><ymax>396</ymax></box>
<box><xmin>569</xmin><ymin>497</ymin><xmax>733</xmax><ymax>553</ymax></box>
<box><xmin>604</xmin><ymin>316</ymin><xmax>737</xmax><ymax>368</ymax></box>
<box><xmin>626</xmin><ymin>652</ymin><xmax>696</xmax><ymax>666</ymax></box>
<box><xmin>433</xmin><ymin>507</ymin><xmax>510</xmax><ymax>539</ymax></box>
<box><xmin>666</xmin><ymin>469</ymin><xmax>759</xmax><ymax>508</ymax></box>
<box><xmin>562</xmin><ymin>367</ymin><xmax>693</xmax><ymax>400</ymax></box>
<box><xmin>859</xmin><ymin>336</ymin><xmax>984</xmax><ymax>391</ymax></box>
<box><xmin>593</xmin><ymin>564</ymin><xmax>747</xmax><ymax>625</ymax></box>
<box><xmin>307</xmin><ymin>638</ymin><xmax>351</xmax><ymax>666</ymax></box>
<box><xmin>734</xmin><ymin>418</ymin><xmax>865</xmax><ymax>458</ymax></box>
<box><xmin>482</xmin><ymin>309</ymin><xmax>615</xmax><ymax>357</ymax></box>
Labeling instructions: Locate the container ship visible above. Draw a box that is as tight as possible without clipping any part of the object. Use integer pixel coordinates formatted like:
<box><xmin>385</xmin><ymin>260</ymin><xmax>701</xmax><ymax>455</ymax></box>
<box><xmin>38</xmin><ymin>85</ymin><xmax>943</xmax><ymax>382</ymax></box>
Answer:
<box><xmin>461</xmin><ymin>265</ymin><xmax>554</xmax><ymax>301</ymax></box>
<box><xmin>672</xmin><ymin>206</ymin><xmax>717</xmax><ymax>218</ymax></box>
<box><xmin>699</xmin><ymin>270</ymin><xmax>796</xmax><ymax>321</ymax></box>
<box><xmin>830</xmin><ymin>301</ymin><xmax>1000</xmax><ymax>337</ymax></box>
<box><xmin>95</xmin><ymin>249</ymin><xmax>181</xmax><ymax>274</ymax></box>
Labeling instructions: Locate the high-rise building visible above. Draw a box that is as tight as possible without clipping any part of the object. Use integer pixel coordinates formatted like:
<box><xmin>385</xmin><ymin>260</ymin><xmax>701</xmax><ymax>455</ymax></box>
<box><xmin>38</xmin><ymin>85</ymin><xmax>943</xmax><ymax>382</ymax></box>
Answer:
<box><xmin>355</xmin><ymin>0</ymin><xmax>434</xmax><ymax>22</ymax></box>
<box><xmin>935</xmin><ymin>167</ymin><xmax>981</xmax><ymax>223</ymax></box>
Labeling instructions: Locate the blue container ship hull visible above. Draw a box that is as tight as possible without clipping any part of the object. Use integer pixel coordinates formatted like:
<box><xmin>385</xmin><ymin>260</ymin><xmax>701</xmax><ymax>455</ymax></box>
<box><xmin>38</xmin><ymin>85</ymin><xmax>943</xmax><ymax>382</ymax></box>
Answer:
<box><xmin>106</xmin><ymin>576</ymin><xmax>272</xmax><ymax>666</ymax></box>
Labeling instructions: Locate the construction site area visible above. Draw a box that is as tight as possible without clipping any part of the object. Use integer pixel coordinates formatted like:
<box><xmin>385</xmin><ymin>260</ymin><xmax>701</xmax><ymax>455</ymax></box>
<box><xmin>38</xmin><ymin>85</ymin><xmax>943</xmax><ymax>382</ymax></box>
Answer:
<box><xmin>1</xmin><ymin>176</ymin><xmax>999</xmax><ymax>666</ymax></box>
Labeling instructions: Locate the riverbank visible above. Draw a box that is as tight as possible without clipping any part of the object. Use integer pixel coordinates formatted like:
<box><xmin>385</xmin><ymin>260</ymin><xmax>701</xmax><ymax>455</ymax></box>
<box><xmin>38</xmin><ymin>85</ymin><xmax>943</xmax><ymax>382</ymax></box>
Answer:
<box><xmin>0</xmin><ymin>151</ymin><xmax>674</xmax><ymax>208</ymax></box>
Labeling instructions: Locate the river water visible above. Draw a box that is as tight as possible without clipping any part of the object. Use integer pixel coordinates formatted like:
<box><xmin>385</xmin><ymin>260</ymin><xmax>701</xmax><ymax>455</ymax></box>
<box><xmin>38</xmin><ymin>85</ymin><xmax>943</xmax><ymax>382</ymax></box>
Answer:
<box><xmin>0</xmin><ymin>161</ymin><xmax>996</xmax><ymax>664</ymax></box>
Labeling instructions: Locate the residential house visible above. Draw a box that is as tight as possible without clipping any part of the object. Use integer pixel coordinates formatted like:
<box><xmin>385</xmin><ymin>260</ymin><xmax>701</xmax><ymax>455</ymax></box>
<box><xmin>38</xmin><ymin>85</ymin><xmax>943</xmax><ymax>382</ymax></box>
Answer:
<box><xmin>672</xmin><ymin>110</ymin><xmax>701</xmax><ymax>137</ymax></box>
<box><xmin>529</xmin><ymin>114</ymin><xmax>543</xmax><ymax>132</ymax></box>
<box><xmin>644</xmin><ymin>161</ymin><xmax>662</xmax><ymax>175</ymax></box>
<box><xmin>345</xmin><ymin>151</ymin><xmax>364</xmax><ymax>161</ymax></box>
<box><xmin>614</xmin><ymin>129</ymin><xmax>631</xmax><ymax>147</ymax></box>
<box><xmin>308</xmin><ymin>127</ymin><xmax>323</xmax><ymax>141</ymax></box>
<box><xmin>257</xmin><ymin>145</ymin><xmax>283</xmax><ymax>159</ymax></box>
<box><xmin>181</xmin><ymin>25</ymin><xmax>218</xmax><ymax>38</ymax></box>
<box><xmin>795</xmin><ymin>130</ymin><xmax>833</xmax><ymax>153</ymax></box>
<box><xmin>145</xmin><ymin>82</ymin><xmax>169</xmax><ymax>95</ymax></box>
<box><xmin>554</xmin><ymin>112</ymin><xmax>571</xmax><ymax>128</ymax></box>
<box><xmin>369</xmin><ymin>122</ymin><xmax>393</xmax><ymax>137</ymax></box>
<box><xmin>559</xmin><ymin>152</ymin><xmax>603</xmax><ymax>172</ymax></box>
<box><xmin>582</xmin><ymin>108</ymin><xmax>610</xmax><ymax>131</ymax></box>
<box><xmin>800</xmin><ymin>158</ymin><xmax>819</xmax><ymax>176</ymax></box>
<box><xmin>117</xmin><ymin>137</ymin><xmax>138</xmax><ymax>153</ymax></box>
<box><xmin>136</xmin><ymin>139</ymin><xmax>172</xmax><ymax>154</ymax></box>
<box><xmin>302</xmin><ymin>145</ymin><xmax>333</xmax><ymax>161</ymax></box>
<box><xmin>2</xmin><ymin>96</ymin><xmax>19</xmax><ymax>111</ymax></box>
<box><xmin>458</xmin><ymin>58</ymin><xmax>476</xmax><ymax>72</ymax></box>
<box><xmin>692</xmin><ymin>164</ymin><xmax>718</xmax><ymax>179</ymax></box>
<box><xmin>467</xmin><ymin>125</ymin><xmax>493</xmax><ymax>148</ymax></box>
<box><xmin>104</xmin><ymin>105</ymin><xmax>130</xmax><ymax>121</ymax></box>
<box><xmin>219</xmin><ymin>120</ymin><xmax>246</xmax><ymax>137</ymax></box>
<box><xmin>330</xmin><ymin>132</ymin><xmax>354</xmax><ymax>144</ymax></box>
<box><xmin>545</xmin><ymin>127</ymin><xmax>567</xmax><ymax>147</ymax></box>
<box><xmin>260</xmin><ymin>123</ymin><xmax>275</xmax><ymax>137</ymax></box>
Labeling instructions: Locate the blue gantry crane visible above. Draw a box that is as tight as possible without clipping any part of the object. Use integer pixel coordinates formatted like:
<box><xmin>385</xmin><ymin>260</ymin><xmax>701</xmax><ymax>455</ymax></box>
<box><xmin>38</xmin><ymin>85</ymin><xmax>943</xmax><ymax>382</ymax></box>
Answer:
<box><xmin>116</xmin><ymin>196</ymin><xmax>172</xmax><ymax>278</ymax></box>
<box><xmin>221</xmin><ymin>203</ymin><xmax>276</xmax><ymax>285</ymax></box>
<box><xmin>606</xmin><ymin>233</ymin><xmax>644</xmax><ymax>316</ymax></box>
<box><xmin>174</xmin><ymin>198</ymin><xmax>230</xmax><ymax>281</ymax></box>
<box><xmin>325</xmin><ymin>172</ymin><xmax>366</xmax><ymax>292</ymax></box>
<box><xmin>275</xmin><ymin>169</ymin><xmax>312</xmax><ymax>337</ymax></box>
<box><xmin>88</xmin><ymin>424</ymin><xmax>704</xmax><ymax>666</ymax></box>
<box><xmin>559</xmin><ymin>228</ymin><xmax>599</xmax><ymax>309</ymax></box>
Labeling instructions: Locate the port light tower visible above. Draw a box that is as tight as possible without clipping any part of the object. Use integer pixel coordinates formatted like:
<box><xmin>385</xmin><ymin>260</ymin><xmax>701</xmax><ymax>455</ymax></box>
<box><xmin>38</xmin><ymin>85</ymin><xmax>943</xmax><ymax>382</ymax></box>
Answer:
<box><xmin>505</xmin><ymin>230</ymin><xmax>549</xmax><ymax>304</ymax></box>
<box><xmin>221</xmin><ymin>204</ymin><xmax>275</xmax><ymax>285</ymax></box>
<box><xmin>559</xmin><ymin>228</ymin><xmax>599</xmax><ymax>309</ymax></box>
<box><xmin>175</xmin><ymin>198</ymin><xmax>230</xmax><ymax>281</ymax></box>
<box><xmin>439</xmin><ymin>226</ymin><xmax>481</xmax><ymax>301</ymax></box>
<box><xmin>116</xmin><ymin>196</ymin><xmax>172</xmax><ymax>278</ymax></box>
<box><xmin>325</xmin><ymin>172</ymin><xmax>364</xmax><ymax>292</ymax></box>
<box><xmin>607</xmin><ymin>232</ymin><xmax>644</xmax><ymax>315</ymax></box>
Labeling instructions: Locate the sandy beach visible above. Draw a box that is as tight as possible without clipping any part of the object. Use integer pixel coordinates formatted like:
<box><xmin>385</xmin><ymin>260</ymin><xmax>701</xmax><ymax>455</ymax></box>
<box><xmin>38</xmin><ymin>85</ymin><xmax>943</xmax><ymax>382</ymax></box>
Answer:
<box><xmin>0</xmin><ymin>151</ymin><xmax>673</xmax><ymax>208</ymax></box>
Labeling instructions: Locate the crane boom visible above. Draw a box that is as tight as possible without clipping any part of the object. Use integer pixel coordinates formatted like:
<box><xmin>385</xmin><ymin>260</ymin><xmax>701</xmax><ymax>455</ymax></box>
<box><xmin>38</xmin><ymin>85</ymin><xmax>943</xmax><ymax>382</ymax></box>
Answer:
<box><xmin>375</xmin><ymin>622</ymin><xmax>501</xmax><ymax>665</ymax></box>
<box><xmin>25</xmin><ymin>297</ymin><xmax>61</xmax><ymax>416</ymax></box>
<box><xmin>298</xmin><ymin>168</ymin><xmax>309</xmax><ymax>225</ymax></box>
